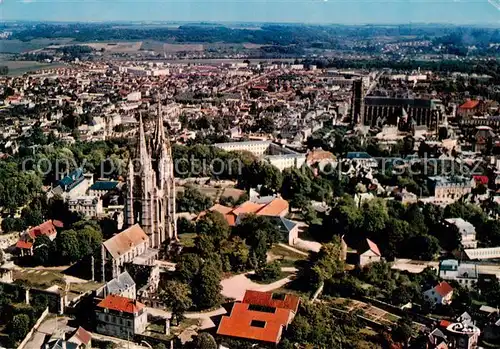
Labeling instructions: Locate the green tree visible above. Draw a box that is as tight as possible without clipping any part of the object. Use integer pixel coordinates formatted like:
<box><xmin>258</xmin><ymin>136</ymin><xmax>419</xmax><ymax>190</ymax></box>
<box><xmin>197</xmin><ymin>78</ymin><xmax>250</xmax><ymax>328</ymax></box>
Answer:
<box><xmin>404</xmin><ymin>203</ymin><xmax>427</xmax><ymax>235</ymax></box>
<box><xmin>177</xmin><ymin>217</ymin><xmax>196</xmax><ymax>235</ymax></box>
<box><xmin>176</xmin><ymin>254</ymin><xmax>202</xmax><ymax>283</ymax></box>
<box><xmin>220</xmin><ymin>237</ymin><xmax>249</xmax><ymax>272</ymax></box>
<box><xmin>161</xmin><ymin>280</ymin><xmax>193</xmax><ymax>325</ymax></box>
<box><xmin>194</xmin><ymin>234</ymin><xmax>216</xmax><ymax>258</ymax></box>
<box><xmin>56</xmin><ymin>229</ymin><xmax>81</xmax><ymax>263</ymax></box>
<box><xmin>76</xmin><ymin>225</ymin><xmax>103</xmax><ymax>257</ymax></box>
<box><xmin>7</xmin><ymin>314</ymin><xmax>30</xmax><ymax>344</ymax></box>
<box><xmin>392</xmin><ymin>316</ymin><xmax>414</xmax><ymax>348</ymax></box>
<box><xmin>176</xmin><ymin>186</ymin><xmax>213</xmax><ymax>213</ymax></box>
<box><xmin>196</xmin><ymin>211</ymin><xmax>230</xmax><ymax>246</ymax></box>
<box><xmin>192</xmin><ymin>333</ymin><xmax>217</xmax><ymax>349</ymax></box>
<box><xmin>305</xmin><ymin>238</ymin><xmax>344</xmax><ymax>288</ymax></box>
<box><xmin>361</xmin><ymin>199</ymin><xmax>388</xmax><ymax>234</ymax></box>
<box><xmin>255</xmin><ymin>261</ymin><xmax>282</xmax><ymax>282</ymax></box>
<box><xmin>327</xmin><ymin>195</ymin><xmax>362</xmax><ymax>237</ymax></box>
<box><xmin>191</xmin><ymin>261</ymin><xmax>222</xmax><ymax>309</ymax></box>
<box><xmin>33</xmin><ymin>235</ymin><xmax>56</xmax><ymax>265</ymax></box>
<box><xmin>21</xmin><ymin>207</ymin><xmax>44</xmax><ymax>227</ymax></box>
<box><xmin>280</xmin><ymin>167</ymin><xmax>312</xmax><ymax>204</ymax></box>
<box><xmin>247</xmin><ymin>230</ymin><xmax>268</xmax><ymax>269</ymax></box>
<box><xmin>382</xmin><ymin>218</ymin><xmax>410</xmax><ymax>260</ymax></box>
<box><xmin>1</xmin><ymin>217</ymin><xmax>26</xmax><ymax>233</ymax></box>
<box><xmin>406</xmin><ymin>234</ymin><xmax>440</xmax><ymax>261</ymax></box>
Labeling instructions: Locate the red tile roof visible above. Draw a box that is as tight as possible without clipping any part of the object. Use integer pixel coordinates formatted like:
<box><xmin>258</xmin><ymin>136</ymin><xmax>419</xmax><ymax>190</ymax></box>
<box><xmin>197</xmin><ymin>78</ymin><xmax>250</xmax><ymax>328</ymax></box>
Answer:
<box><xmin>52</xmin><ymin>220</ymin><xmax>64</xmax><ymax>228</ymax></box>
<box><xmin>69</xmin><ymin>326</ymin><xmax>92</xmax><ymax>345</ymax></box>
<box><xmin>16</xmin><ymin>240</ymin><xmax>33</xmax><ymax>249</ymax></box>
<box><xmin>231</xmin><ymin>201</ymin><xmax>265</xmax><ymax>216</ymax></box>
<box><xmin>473</xmin><ymin>175</ymin><xmax>489</xmax><ymax>185</ymax></box>
<box><xmin>439</xmin><ymin>320</ymin><xmax>452</xmax><ymax>329</ymax></box>
<box><xmin>255</xmin><ymin>198</ymin><xmax>289</xmax><ymax>217</ymax></box>
<box><xmin>209</xmin><ymin>204</ymin><xmax>233</xmax><ymax>215</ymax></box>
<box><xmin>216</xmin><ymin>302</ymin><xmax>291</xmax><ymax>344</ymax></box>
<box><xmin>366</xmin><ymin>239</ymin><xmax>381</xmax><ymax>257</ymax></box>
<box><xmin>203</xmin><ymin>198</ymin><xmax>289</xmax><ymax>227</ymax></box>
<box><xmin>242</xmin><ymin>290</ymin><xmax>300</xmax><ymax>314</ymax></box>
<box><xmin>102</xmin><ymin>224</ymin><xmax>148</xmax><ymax>259</ymax></box>
<box><xmin>97</xmin><ymin>294</ymin><xmax>144</xmax><ymax>314</ymax></box>
<box><xmin>460</xmin><ymin>100</ymin><xmax>480</xmax><ymax>109</ymax></box>
<box><xmin>28</xmin><ymin>220</ymin><xmax>59</xmax><ymax>239</ymax></box>
<box><xmin>434</xmin><ymin>281</ymin><xmax>453</xmax><ymax>297</ymax></box>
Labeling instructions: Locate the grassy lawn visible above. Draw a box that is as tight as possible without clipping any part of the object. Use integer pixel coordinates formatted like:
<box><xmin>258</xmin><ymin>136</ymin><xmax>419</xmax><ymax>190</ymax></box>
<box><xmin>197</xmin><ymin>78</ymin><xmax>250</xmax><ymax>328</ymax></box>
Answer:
<box><xmin>247</xmin><ymin>271</ymin><xmax>294</xmax><ymax>285</ymax></box>
<box><xmin>13</xmin><ymin>269</ymin><xmax>66</xmax><ymax>288</ymax></box>
<box><xmin>146</xmin><ymin>318</ymin><xmax>200</xmax><ymax>340</ymax></box>
<box><xmin>69</xmin><ymin>281</ymin><xmax>103</xmax><ymax>294</ymax></box>
<box><xmin>13</xmin><ymin>269</ymin><xmax>101</xmax><ymax>293</ymax></box>
<box><xmin>179</xmin><ymin>233</ymin><xmax>197</xmax><ymax>248</ymax></box>
<box><xmin>384</xmin><ymin>313</ymin><xmax>400</xmax><ymax>322</ymax></box>
<box><xmin>270</xmin><ymin>244</ymin><xmax>308</xmax><ymax>261</ymax></box>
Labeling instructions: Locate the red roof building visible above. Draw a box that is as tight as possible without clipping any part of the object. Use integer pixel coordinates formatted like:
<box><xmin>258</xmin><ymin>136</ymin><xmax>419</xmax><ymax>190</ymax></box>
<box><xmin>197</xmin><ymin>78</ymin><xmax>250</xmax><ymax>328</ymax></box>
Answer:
<box><xmin>473</xmin><ymin>175</ymin><xmax>489</xmax><ymax>185</ymax></box>
<box><xmin>434</xmin><ymin>281</ymin><xmax>454</xmax><ymax>298</ymax></box>
<box><xmin>15</xmin><ymin>220</ymin><xmax>63</xmax><ymax>256</ymax></box>
<box><xmin>97</xmin><ymin>294</ymin><xmax>145</xmax><ymax>314</ymax></box>
<box><xmin>68</xmin><ymin>326</ymin><xmax>92</xmax><ymax>347</ymax></box>
<box><xmin>458</xmin><ymin>100</ymin><xmax>484</xmax><ymax>118</ymax></box>
<box><xmin>216</xmin><ymin>290</ymin><xmax>301</xmax><ymax>345</ymax></box>
<box><xmin>27</xmin><ymin>220</ymin><xmax>61</xmax><ymax>240</ymax></box>
<box><xmin>459</xmin><ymin>100</ymin><xmax>480</xmax><ymax>110</ymax></box>
<box><xmin>366</xmin><ymin>239</ymin><xmax>382</xmax><ymax>257</ymax></box>
<box><xmin>242</xmin><ymin>290</ymin><xmax>300</xmax><ymax>314</ymax></box>
<box><xmin>199</xmin><ymin>198</ymin><xmax>289</xmax><ymax>227</ymax></box>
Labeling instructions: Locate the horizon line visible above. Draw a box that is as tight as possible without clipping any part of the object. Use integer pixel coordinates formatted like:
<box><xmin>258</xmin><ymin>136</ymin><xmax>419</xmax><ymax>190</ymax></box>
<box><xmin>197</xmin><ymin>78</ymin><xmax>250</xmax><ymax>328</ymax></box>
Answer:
<box><xmin>2</xmin><ymin>19</ymin><xmax>500</xmax><ymax>27</ymax></box>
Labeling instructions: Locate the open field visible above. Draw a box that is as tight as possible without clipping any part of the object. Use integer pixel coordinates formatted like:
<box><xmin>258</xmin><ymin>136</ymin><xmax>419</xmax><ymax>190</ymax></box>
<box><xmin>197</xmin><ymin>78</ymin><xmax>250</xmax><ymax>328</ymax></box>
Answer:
<box><xmin>86</xmin><ymin>41</ymin><xmax>143</xmax><ymax>52</ymax></box>
<box><xmin>0</xmin><ymin>60</ymin><xmax>67</xmax><ymax>76</ymax></box>
<box><xmin>164</xmin><ymin>43</ymin><xmax>204</xmax><ymax>52</ymax></box>
<box><xmin>140</xmin><ymin>41</ymin><xmax>266</xmax><ymax>53</ymax></box>
<box><xmin>0</xmin><ymin>38</ymin><xmax>74</xmax><ymax>54</ymax></box>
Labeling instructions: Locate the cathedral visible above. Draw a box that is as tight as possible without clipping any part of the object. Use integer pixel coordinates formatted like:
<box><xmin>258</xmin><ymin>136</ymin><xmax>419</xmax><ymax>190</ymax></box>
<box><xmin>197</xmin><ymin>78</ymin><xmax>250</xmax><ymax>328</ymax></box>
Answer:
<box><xmin>124</xmin><ymin>102</ymin><xmax>177</xmax><ymax>249</ymax></box>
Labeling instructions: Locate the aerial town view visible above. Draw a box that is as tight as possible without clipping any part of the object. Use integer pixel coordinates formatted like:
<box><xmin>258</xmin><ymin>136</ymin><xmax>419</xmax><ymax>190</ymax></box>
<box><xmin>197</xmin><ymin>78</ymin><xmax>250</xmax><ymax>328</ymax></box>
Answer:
<box><xmin>1</xmin><ymin>0</ymin><xmax>500</xmax><ymax>348</ymax></box>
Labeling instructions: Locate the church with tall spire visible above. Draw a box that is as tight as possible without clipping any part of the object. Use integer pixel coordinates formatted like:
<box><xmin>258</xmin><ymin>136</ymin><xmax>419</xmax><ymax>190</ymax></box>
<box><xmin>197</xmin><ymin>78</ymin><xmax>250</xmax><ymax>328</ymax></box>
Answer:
<box><xmin>124</xmin><ymin>100</ymin><xmax>177</xmax><ymax>249</ymax></box>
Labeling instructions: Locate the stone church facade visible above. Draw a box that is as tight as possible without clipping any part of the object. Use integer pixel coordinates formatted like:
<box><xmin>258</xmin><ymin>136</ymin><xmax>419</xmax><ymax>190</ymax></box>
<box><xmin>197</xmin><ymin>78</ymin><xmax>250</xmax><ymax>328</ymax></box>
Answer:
<box><xmin>125</xmin><ymin>102</ymin><xmax>177</xmax><ymax>249</ymax></box>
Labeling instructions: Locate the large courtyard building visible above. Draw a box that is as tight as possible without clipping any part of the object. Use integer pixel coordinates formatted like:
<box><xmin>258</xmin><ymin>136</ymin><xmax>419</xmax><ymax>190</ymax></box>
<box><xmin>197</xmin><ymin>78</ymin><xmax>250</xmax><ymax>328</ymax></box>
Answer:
<box><xmin>214</xmin><ymin>140</ymin><xmax>306</xmax><ymax>171</ymax></box>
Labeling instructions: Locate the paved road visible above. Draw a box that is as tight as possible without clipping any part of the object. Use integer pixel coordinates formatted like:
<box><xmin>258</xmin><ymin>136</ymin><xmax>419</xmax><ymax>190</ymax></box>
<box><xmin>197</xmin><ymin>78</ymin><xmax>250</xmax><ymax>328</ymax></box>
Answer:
<box><xmin>148</xmin><ymin>267</ymin><xmax>298</xmax><ymax>329</ymax></box>
<box><xmin>221</xmin><ymin>267</ymin><xmax>298</xmax><ymax>301</ymax></box>
<box><xmin>24</xmin><ymin>316</ymin><xmax>74</xmax><ymax>349</ymax></box>
<box><xmin>292</xmin><ymin>239</ymin><xmax>322</xmax><ymax>253</ymax></box>
<box><xmin>146</xmin><ymin>306</ymin><xmax>227</xmax><ymax>330</ymax></box>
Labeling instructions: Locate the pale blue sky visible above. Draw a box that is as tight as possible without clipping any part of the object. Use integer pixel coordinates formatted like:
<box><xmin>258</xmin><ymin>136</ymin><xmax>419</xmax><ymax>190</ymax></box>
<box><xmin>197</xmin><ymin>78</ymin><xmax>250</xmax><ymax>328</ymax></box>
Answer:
<box><xmin>1</xmin><ymin>0</ymin><xmax>499</xmax><ymax>25</ymax></box>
